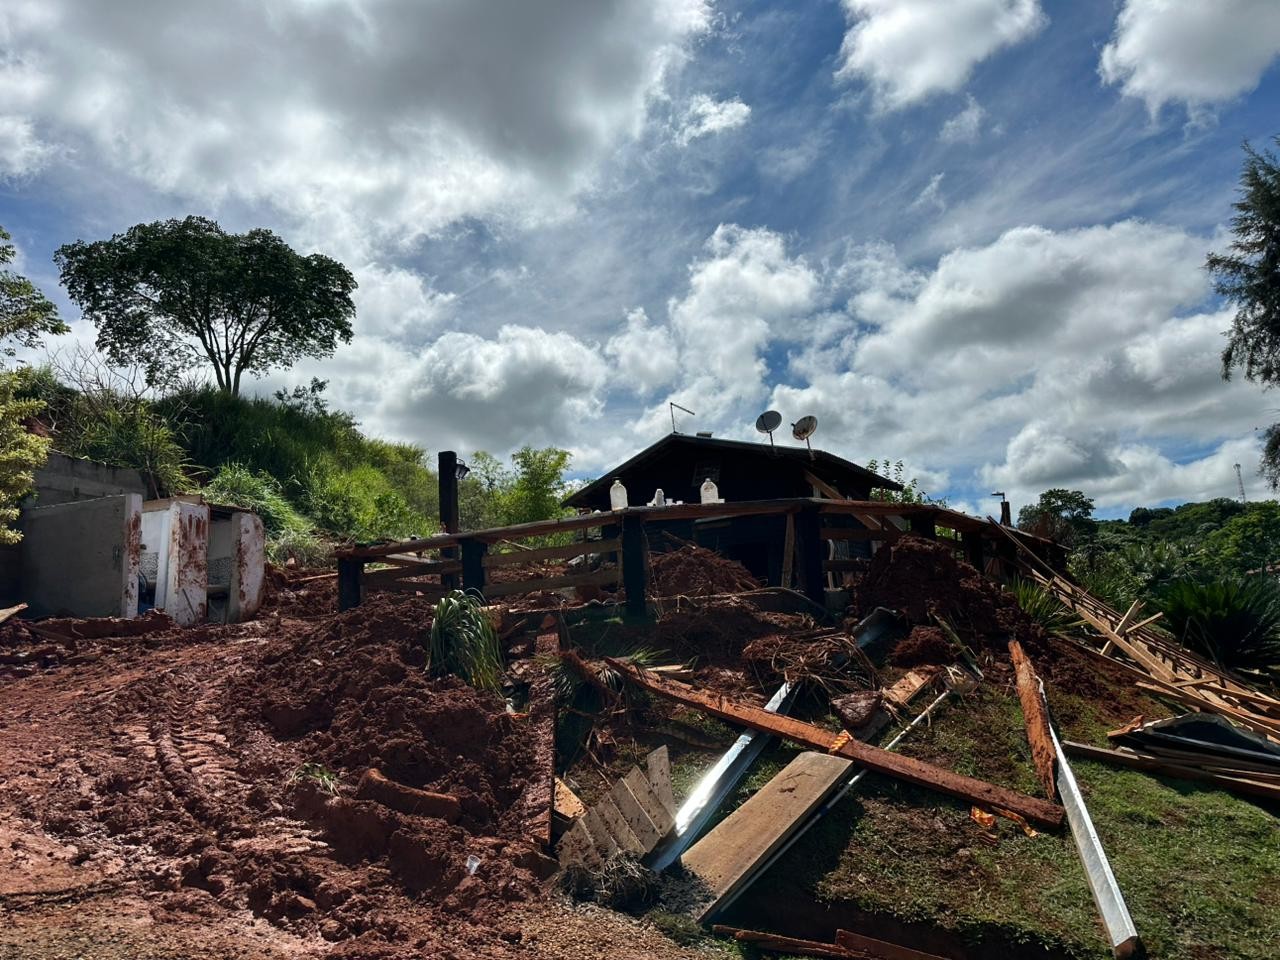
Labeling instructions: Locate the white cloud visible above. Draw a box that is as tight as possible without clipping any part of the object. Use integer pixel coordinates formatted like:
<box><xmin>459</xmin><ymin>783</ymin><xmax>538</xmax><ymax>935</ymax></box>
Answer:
<box><xmin>0</xmin><ymin>116</ymin><xmax>52</xmax><ymax>177</ymax></box>
<box><xmin>605</xmin><ymin>308</ymin><xmax>680</xmax><ymax>396</ymax></box>
<box><xmin>374</xmin><ymin>325</ymin><xmax>610</xmax><ymax>455</ymax></box>
<box><xmin>352</xmin><ymin>265</ymin><xmax>456</xmax><ymax>342</ymax></box>
<box><xmin>836</xmin><ymin>0</ymin><xmax>1045</xmax><ymax>110</ymax></box>
<box><xmin>939</xmin><ymin>95</ymin><xmax>986</xmax><ymax>144</ymax></box>
<box><xmin>674</xmin><ymin>94</ymin><xmax>751</xmax><ymax>146</ymax></box>
<box><xmin>910</xmin><ymin>172</ymin><xmax>947</xmax><ymax>212</ymax></box>
<box><xmin>1100</xmin><ymin>0</ymin><xmax>1280</xmax><ymax>114</ymax></box>
<box><xmin>1</xmin><ymin>0</ymin><xmax>712</xmax><ymax>252</ymax></box>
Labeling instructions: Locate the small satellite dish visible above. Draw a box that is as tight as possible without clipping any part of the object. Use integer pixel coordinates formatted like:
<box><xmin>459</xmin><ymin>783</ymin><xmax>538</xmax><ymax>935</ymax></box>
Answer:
<box><xmin>756</xmin><ymin>410</ymin><xmax>782</xmax><ymax>434</ymax></box>
<box><xmin>792</xmin><ymin>415</ymin><xmax>818</xmax><ymax>458</ymax></box>
<box><xmin>755</xmin><ymin>410</ymin><xmax>781</xmax><ymax>450</ymax></box>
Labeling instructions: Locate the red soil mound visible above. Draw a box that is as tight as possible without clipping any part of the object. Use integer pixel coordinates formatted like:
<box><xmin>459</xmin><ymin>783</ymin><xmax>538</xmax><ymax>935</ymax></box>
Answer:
<box><xmin>649</xmin><ymin>544</ymin><xmax>760</xmax><ymax>597</ymax></box>
<box><xmin>888</xmin><ymin>625</ymin><xmax>956</xmax><ymax>667</ymax></box>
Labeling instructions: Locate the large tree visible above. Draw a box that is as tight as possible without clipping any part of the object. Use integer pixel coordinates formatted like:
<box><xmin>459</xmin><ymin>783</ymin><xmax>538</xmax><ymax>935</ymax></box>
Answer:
<box><xmin>0</xmin><ymin>224</ymin><xmax>67</xmax><ymax>542</ymax></box>
<box><xmin>1017</xmin><ymin>488</ymin><xmax>1096</xmax><ymax>546</ymax></box>
<box><xmin>55</xmin><ymin>217</ymin><xmax>356</xmax><ymax>397</ymax></box>
<box><xmin>1208</xmin><ymin>136</ymin><xmax>1280</xmax><ymax>484</ymax></box>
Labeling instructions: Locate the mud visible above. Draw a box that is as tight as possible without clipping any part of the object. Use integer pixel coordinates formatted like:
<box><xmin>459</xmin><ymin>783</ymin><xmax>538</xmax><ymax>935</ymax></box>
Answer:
<box><xmin>649</xmin><ymin>545</ymin><xmax>759</xmax><ymax>598</ymax></box>
<box><xmin>888</xmin><ymin>626</ymin><xmax>956</xmax><ymax>667</ymax></box>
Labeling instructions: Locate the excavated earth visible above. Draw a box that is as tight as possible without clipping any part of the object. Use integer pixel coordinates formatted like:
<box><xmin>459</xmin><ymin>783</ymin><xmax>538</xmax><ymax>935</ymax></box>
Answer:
<box><xmin>0</xmin><ymin>576</ymin><xmax>712</xmax><ymax>960</ymax></box>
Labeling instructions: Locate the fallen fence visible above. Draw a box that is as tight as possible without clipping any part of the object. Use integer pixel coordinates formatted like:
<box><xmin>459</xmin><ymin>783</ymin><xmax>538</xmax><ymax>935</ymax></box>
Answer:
<box><xmin>335</xmin><ymin>498</ymin><xmax>1059</xmax><ymax>613</ymax></box>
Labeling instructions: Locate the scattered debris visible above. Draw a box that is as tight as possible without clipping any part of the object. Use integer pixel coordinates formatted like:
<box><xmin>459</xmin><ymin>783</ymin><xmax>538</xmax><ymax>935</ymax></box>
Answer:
<box><xmin>556</xmin><ymin>748</ymin><xmax>676</xmax><ymax>870</ymax></box>
<box><xmin>649</xmin><ymin>544</ymin><xmax>760</xmax><ymax>597</ymax></box>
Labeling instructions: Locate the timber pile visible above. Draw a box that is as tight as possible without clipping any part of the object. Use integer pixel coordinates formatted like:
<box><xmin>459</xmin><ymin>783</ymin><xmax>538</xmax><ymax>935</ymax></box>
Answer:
<box><xmin>556</xmin><ymin>747</ymin><xmax>676</xmax><ymax>869</ymax></box>
<box><xmin>992</xmin><ymin>521</ymin><xmax>1280</xmax><ymax>743</ymax></box>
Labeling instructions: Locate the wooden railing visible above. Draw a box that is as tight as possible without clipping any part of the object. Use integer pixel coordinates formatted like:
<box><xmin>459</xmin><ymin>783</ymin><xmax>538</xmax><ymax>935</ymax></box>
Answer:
<box><xmin>335</xmin><ymin>498</ymin><xmax>1060</xmax><ymax>614</ymax></box>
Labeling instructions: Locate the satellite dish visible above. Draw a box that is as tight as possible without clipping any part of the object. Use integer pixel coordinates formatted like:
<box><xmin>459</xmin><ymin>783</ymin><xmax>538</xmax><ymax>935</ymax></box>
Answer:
<box><xmin>755</xmin><ymin>410</ymin><xmax>782</xmax><ymax>434</ymax></box>
<box><xmin>756</xmin><ymin>410</ymin><xmax>782</xmax><ymax>450</ymax></box>
<box><xmin>792</xmin><ymin>415</ymin><xmax>818</xmax><ymax>458</ymax></box>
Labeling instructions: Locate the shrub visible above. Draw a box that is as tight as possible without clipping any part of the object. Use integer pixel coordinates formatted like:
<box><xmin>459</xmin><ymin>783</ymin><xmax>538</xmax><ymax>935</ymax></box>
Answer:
<box><xmin>0</xmin><ymin>372</ymin><xmax>51</xmax><ymax>543</ymax></box>
<box><xmin>1154</xmin><ymin>577</ymin><xmax>1280</xmax><ymax>681</ymax></box>
<box><xmin>201</xmin><ymin>463</ymin><xmax>311</xmax><ymax>536</ymax></box>
<box><xmin>1008</xmin><ymin>577</ymin><xmax>1078</xmax><ymax>637</ymax></box>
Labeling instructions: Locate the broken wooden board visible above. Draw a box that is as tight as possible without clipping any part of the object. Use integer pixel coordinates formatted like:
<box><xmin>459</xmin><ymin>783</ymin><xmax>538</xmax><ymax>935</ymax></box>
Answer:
<box><xmin>1009</xmin><ymin>639</ymin><xmax>1057</xmax><ymax>801</ymax></box>
<box><xmin>682</xmin><ymin>752</ymin><xmax>852</xmax><ymax>920</ymax></box>
<box><xmin>519</xmin><ymin>628</ymin><xmax>560</xmax><ymax>848</ymax></box>
<box><xmin>556</xmin><ymin>747</ymin><xmax>677</xmax><ymax>868</ymax></box>
<box><xmin>554</xmin><ymin>777</ymin><xmax>586</xmax><ymax>822</ymax></box>
<box><xmin>856</xmin><ymin>667</ymin><xmax>942</xmax><ymax>740</ymax></box>
<box><xmin>607</xmin><ymin>659</ymin><xmax>1065</xmax><ymax>829</ymax></box>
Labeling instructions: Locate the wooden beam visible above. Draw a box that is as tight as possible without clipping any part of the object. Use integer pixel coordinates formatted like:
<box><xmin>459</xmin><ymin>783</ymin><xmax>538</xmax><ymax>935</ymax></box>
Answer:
<box><xmin>1009</xmin><ymin>640</ymin><xmax>1057</xmax><ymax>802</ymax></box>
<box><xmin>607</xmin><ymin>660</ymin><xmax>1065</xmax><ymax>828</ymax></box>
<box><xmin>481</xmin><ymin>567</ymin><xmax>620</xmax><ymax>599</ymax></box>
<box><xmin>781</xmin><ymin>512</ymin><xmax>795</xmax><ymax>590</ymax></box>
<box><xmin>483</xmin><ymin>538</ymin><xmax>620</xmax><ymax>568</ymax></box>
<box><xmin>1062</xmin><ymin>741</ymin><xmax>1280</xmax><ymax>803</ymax></box>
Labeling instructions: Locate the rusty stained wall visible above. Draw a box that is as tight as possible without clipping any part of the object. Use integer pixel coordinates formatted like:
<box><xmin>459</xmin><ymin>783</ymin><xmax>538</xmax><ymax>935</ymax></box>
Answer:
<box><xmin>143</xmin><ymin>499</ymin><xmax>209</xmax><ymax>626</ymax></box>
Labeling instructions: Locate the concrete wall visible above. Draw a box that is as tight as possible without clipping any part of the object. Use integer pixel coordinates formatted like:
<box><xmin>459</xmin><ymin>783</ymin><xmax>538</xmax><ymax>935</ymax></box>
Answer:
<box><xmin>0</xmin><ymin>452</ymin><xmax>149</xmax><ymax>605</ymax></box>
<box><xmin>208</xmin><ymin>511</ymin><xmax>264</xmax><ymax>623</ymax></box>
<box><xmin>142</xmin><ymin>499</ymin><xmax>209</xmax><ymax>626</ymax></box>
<box><xmin>20</xmin><ymin>494</ymin><xmax>141</xmax><ymax>618</ymax></box>
<box><xmin>29</xmin><ymin>451</ymin><xmax>149</xmax><ymax>507</ymax></box>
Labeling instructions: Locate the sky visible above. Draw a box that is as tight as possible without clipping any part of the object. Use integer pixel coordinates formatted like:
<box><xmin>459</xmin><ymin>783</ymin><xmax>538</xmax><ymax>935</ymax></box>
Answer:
<box><xmin>3</xmin><ymin>0</ymin><xmax>1280</xmax><ymax>518</ymax></box>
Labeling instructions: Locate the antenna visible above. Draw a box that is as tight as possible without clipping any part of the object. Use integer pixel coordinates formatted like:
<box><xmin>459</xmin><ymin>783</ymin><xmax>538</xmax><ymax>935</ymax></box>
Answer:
<box><xmin>669</xmin><ymin>401</ymin><xmax>695</xmax><ymax>434</ymax></box>
<box><xmin>791</xmin><ymin>415</ymin><xmax>818</xmax><ymax>458</ymax></box>
<box><xmin>755</xmin><ymin>410</ymin><xmax>782</xmax><ymax>449</ymax></box>
<box><xmin>1235</xmin><ymin>463</ymin><xmax>1247</xmax><ymax>502</ymax></box>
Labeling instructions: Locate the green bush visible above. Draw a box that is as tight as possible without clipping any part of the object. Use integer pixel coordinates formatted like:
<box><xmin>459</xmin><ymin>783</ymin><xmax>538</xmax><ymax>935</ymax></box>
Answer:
<box><xmin>1154</xmin><ymin>576</ymin><xmax>1280</xmax><ymax>681</ymax></box>
<box><xmin>201</xmin><ymin>463</ymin><xmax>311</xmax><ymax>536</ymax></box>
<box><xmin>427</xmin><ymin>590</ymin><xmax>504</xmax><ymax>691</ymax></box>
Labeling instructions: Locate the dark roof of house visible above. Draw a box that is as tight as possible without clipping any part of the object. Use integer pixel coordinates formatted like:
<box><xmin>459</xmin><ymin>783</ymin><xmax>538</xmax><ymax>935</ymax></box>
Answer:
<box><xmin>563</xmin><ymin>433</ymin><xmax>902</xmax><ymax>509</ymax></box>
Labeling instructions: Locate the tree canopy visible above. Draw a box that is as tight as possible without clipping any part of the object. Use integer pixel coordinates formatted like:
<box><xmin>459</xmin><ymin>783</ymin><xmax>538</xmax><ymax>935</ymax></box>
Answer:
<box><xmin>1208</xmin><ymin>137</ymin><xmax>1280</xmax><ymax>485</ymax></box>
<box><xmin>55</xmin><ymin>216</ymin><xmax>356</xmax><ymax>397</ymax></box>
<box><xmin>1</xmin><ymin>225</ymin><xmax>68</xmax><ymax>355</ymax></box>
<box><xmin>0</xmin><ymin>223</ymin><xmax>66</xmax><ymax>543</ymax></box>
<box><xmin>1017</xmin><ymin>488</ymin><xmax>1096</xmax><ymax>545</ymax></box>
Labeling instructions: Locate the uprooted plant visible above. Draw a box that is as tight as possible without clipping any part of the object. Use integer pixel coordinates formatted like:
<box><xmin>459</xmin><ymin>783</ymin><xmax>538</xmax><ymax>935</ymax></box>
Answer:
<box><xmin>427</xmin><ymin>590</ymin><xmax>505</xmax><ymax>691</ymax></box>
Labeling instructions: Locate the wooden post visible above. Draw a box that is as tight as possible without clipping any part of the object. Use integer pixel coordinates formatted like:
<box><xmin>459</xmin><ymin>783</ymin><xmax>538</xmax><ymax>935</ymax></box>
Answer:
<box><xmin>621</xmin><ymin>512</ymin><xmax>648</xmax><ymax>619</ymax></box>
<box><xmin>439</xmin><ymin>451</ymin><xmax>460</xmax><ymax>587</ymax></box>
<box><xmin>459</xmin><ymin>537</ymin><xmax>487</xmax><ymax>596</ymax></box>
<box><xmin>337</xmin><ymin>557</ymin><xmax>363</xmax><ymax>610</ymax></box>
<box><xmin>794</xmin><ymin>505</ymin><xmax>825</xmax><ymax>606</ymax></box>
<box><xmin>962</xmin><ymin>531</ymin><xmax>985</xmax><ymax>571</ymax></box>
<box><xmin>780</xmin><ymin>513</ymin><xmax>796</xmax><ymax>589</ymax></box>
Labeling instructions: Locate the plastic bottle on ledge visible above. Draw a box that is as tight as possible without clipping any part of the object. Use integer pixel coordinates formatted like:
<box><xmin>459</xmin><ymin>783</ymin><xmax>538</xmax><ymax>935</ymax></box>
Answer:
<box><xmin>700</xmin><ymin>477</ymin><xmax>721</xmax><ymax>504</ymax></box>
<box><xmin>609</xmin><ymin>479</ymin><xmax>628</xmax><ymax>511</ymax></box>
<box><xmin>649</xmin><ymin>488</ymin><xmax>666</xmax><ymax>507</ymax></box>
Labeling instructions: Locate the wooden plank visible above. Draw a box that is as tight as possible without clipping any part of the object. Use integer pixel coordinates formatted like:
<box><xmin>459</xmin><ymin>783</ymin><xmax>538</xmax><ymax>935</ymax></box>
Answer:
<box><xmin>883</xmin><ymin>669</ymin><xmax>939</xmax><ymax>709</ymax></box>
<box><xmin>482</xmin><ymin>567</ymin><xmax>620</xmax><ymax>599</ymax></box>
<box><xmin>819</xmin><ymin>527</ymin><xmax>901</xmax><ymax>542</ymax></box>
<box><xmin>554</xmin><ymin>778</ymin><xmax>587</xmax><ymax>821</ymax></box>
<box><xmin>623</xmin><ymin>765</ymin><xmax>675</xmax><ymax>835</ymax></box>
<box><xmin>645</xmin><ymin>746</ymin><xmax>676</xmax><ymax>818</ymax></box>
<box><xmin>781</xmin><ymin>512</ymin><xmax>795</xmax><ymax>590</ymax></box>
<box><xmin>1062</xmin><ymin>741</ymin><xmax>1280</xmax><ymax>803</ymax></box>
<box><xmin>608</xmin><ymin>661</ymin><xmax>1065</xmax><ymax>829</ymax></box>
<box><xmin>593</xmin><ymin>795</ymin><xmax>645</xmax><ymax>854</ymax></box>
<box><xmin>609</xmin><ymin>769</ymin><xmax>665</xmax><ymax>851</ymax></box>
<box><xmin>556</xmin><ymin>818</ymin><xmax>602</xmax><ymax>869</ymax></box>
<box><xmin>522</xmin><ymin>630</ymin><xmax>559</xmax><ymax>848</ymax></box>
<box><xmin>362</xmin><ymin>563</ymin><xmax>459</xmax><ymax>587</ymax></box>
<box><xmin>713</xmin><ymin>926</ymin><xmax>858</xmax><ymax>959</ymax></box>
<box><xmin>683</xmin><ymin>752</ymin><xmax>852</xmax><ymax>919</ymax></box>
<box><xmin>579</xmin><ymin>806</ymin><xmax>619</xmax><ymax>860</ymax></box>
<box><xmin>836</xmin><ymin>929</ymin><xmax>951</xmax><ymax>960</ymax></box>
<box><xmin>484</xmin><ymin>538</ymin><xmax>620</xmax><ymax>568</ymax></box>
<box><xmin>1009</xmin><ymin>639</ymin><xmax>1057</xmax><ymax>802</ymax></box>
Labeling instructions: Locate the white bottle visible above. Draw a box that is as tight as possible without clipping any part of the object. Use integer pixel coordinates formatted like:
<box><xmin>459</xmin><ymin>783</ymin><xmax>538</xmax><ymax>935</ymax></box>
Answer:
<box><xmin>700</xmin><ymin>477</ymin><xmax>719</xmax><ymax>504</ymax></box>
<box><xmin>651</xmin><ymin>488</ymin><xmax>666</xmax><ymax>506</ymax></box>
<box><xmin>609</xmin><ymin>479</ymin><xmax>628</xmax><ymax>510</ymax></box>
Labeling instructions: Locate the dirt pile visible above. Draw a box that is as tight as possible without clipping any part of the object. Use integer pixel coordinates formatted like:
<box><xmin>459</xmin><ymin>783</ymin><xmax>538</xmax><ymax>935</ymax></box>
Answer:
<box><xmin>857</xmin><ymin>536</ymin><xmax>1042</xmax><ymax>652</ymax></box>
<box><xmin>649</xmin><ymin>545</ymin><xmax>759</xmax><ymax>598</ymax></box>
<box><xmin>236</xmin><ymin>594</ymin><xmax>550</xmax><ymax>905</ymax></box>
<box><xmin>888</xmin><ymin>626</ymin><xmax>956</xmax><ymax>667</ymax></box>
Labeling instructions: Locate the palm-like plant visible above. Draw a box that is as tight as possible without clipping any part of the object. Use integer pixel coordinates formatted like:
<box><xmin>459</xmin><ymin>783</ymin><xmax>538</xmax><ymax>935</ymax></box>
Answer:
<box><xmin>1008</xmin><ymin>577</ymin><xmax>1080</xmax><ymax>637</ymax></box>
<box><xmin>427</xmin><ymin>590</ymin><xmax>505</xmax><ymax>691</ymax></box>
<box><xmin>1154</xmin><ymin>577</ymin><xmax>1280</xmax><ymax>682</ymax></box>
